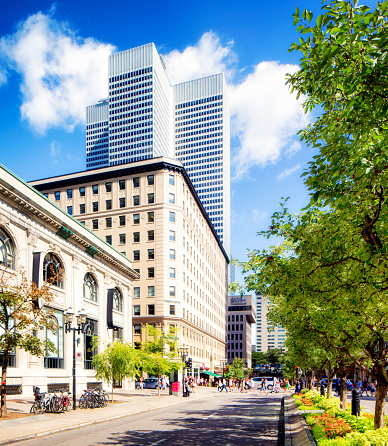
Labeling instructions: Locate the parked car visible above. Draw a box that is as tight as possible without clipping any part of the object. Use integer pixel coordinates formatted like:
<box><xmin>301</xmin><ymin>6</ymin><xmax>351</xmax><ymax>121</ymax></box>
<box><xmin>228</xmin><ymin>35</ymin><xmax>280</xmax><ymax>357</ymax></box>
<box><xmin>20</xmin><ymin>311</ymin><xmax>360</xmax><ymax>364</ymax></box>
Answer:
<box><xmin>320</xmin><ymin>378</ymin><xmax>353</xmax><ymax>391</ymax></box>
<box><xmin>252</xmin><ymin>376</ymin><xmax>275</xmax><ymax>390</ymax></box>
<box><xmin>135</xmin><ymin>378</ymin><xmax>160</xmax><ymax>389</ymax></box>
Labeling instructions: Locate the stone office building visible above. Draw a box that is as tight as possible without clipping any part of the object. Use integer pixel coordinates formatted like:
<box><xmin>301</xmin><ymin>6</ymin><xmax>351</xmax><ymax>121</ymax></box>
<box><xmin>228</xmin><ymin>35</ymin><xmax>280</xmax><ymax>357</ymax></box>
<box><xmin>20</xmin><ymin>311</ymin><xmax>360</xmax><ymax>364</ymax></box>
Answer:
<box><xmin>0</xmin><ymin>164</ymin><xmax>137</xmax><ymax>397</ymax></box>
<box><xmin>227</xmin><ymin>294</ymin><xmax>256</xmax><ymax>368</ymax></box>
<box><xmin>30</xmin><ymin>157</ymin><xmax>229</xmax><ymax>373</ymax></box>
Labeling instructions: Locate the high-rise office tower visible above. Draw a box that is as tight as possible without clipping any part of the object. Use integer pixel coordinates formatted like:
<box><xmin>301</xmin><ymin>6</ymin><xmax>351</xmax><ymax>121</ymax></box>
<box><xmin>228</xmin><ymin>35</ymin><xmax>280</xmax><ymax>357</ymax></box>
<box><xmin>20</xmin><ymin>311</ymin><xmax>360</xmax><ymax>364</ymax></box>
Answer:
<box><xmin>86</xmin><ymin>43</ymin><xmax>230</xmax><ymax>256</ymax></box>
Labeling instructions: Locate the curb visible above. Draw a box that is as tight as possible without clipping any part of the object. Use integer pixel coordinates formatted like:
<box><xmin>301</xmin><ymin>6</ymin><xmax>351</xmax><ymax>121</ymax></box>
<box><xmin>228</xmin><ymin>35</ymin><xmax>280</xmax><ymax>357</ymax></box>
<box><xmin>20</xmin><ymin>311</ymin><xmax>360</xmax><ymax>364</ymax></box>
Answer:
<box><xmin>0</xmin><ymin>395</ymin><xmax>212</xmax><ymax>446</ymax></box>
<box><xmin>284</xmin><ymin>395</ymin><xmax>316</xmax><ymax>446</ymax></box>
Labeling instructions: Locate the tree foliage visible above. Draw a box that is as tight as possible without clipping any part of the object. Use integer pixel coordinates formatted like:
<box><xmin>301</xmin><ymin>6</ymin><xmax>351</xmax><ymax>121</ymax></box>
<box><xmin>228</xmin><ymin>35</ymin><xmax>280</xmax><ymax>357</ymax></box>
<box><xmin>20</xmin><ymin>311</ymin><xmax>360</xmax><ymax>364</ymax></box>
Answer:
<box><xmin>0</xmin><ymin>271</ymin><xmax>57</xmax><ymax>416</ymax></box>
<box><xmin>93</xmin><ymin>340</ymin><xmax>141</xmax><ymax>401</ymax></box>
<box><xmin>233</xmin><ymin>0</ymin><xmax>388</xmax><ymax>430</ymax></box>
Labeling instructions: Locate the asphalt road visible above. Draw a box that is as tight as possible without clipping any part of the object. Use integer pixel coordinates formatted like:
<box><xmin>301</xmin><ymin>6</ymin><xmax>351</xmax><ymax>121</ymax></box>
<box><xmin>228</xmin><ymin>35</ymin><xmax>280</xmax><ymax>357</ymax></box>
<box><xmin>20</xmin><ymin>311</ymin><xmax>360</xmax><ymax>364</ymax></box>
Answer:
<box><xmin>11</xmin><ymin>392</ymin><xmax>284</xmax><ymax>446</ymax></box>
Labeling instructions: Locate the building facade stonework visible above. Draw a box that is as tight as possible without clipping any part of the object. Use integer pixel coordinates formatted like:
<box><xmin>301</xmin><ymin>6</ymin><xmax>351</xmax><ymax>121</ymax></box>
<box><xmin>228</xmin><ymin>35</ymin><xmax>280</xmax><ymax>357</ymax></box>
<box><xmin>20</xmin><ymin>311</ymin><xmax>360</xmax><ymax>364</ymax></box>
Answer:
<box><xmin>30</xmin><ymin>157</ymin><xmax>229</xmax><ymax>374</ymax></box>
<box><xmin>0</xmin><ymin>164</ymin><xmax>137</xmax><ymax>397</ymax></box>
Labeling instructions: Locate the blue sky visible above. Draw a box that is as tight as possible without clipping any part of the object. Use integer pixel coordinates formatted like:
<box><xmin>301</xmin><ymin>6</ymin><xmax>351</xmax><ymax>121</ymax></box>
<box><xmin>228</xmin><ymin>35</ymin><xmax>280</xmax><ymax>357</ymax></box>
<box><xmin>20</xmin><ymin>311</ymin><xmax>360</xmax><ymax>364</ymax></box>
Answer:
<box><xmin>0</xmin><ymin>0</ymin><xmax>376</xmax><ymax>285</ymax></box>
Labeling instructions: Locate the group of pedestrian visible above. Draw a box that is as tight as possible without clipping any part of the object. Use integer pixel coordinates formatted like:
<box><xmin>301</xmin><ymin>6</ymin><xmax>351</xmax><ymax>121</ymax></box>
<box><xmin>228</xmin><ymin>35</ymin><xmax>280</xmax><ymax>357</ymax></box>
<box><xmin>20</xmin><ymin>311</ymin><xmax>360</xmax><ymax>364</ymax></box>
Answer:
<box><xmin>356</xmin><ymin>379</ymin><xmax>376</xmax><ymax>397</ymax></box>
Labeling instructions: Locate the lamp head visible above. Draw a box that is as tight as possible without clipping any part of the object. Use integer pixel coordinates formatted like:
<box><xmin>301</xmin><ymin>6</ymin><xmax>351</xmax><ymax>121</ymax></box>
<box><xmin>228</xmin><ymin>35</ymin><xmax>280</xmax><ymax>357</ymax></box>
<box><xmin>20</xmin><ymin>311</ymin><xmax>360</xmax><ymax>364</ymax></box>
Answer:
<box><xmin>64</xmin><ymin>307</ymin><xmax>74</xmax><ymax>324</ymax></box>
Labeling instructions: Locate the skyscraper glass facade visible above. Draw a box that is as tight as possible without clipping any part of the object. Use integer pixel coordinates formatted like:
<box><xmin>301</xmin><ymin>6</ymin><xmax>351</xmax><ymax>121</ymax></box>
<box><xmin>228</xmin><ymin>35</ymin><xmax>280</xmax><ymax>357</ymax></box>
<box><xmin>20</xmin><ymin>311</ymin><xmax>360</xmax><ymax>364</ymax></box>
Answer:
<box><xmin>86</xmin><ymin>43</ymin><xmax>230</xmax><ymax>255</ymax></box>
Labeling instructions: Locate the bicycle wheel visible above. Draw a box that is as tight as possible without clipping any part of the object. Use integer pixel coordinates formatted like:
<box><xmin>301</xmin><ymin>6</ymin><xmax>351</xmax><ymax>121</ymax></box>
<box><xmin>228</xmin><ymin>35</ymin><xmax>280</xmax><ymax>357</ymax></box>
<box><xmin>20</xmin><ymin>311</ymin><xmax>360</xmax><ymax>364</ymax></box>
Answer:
<box><xmin>79</xmin><ymin>395</ymin><xmax>87</xmax><ymax>409</ymax></box>
<box><xmin>102</xmin><ymin>394</ymin><xmax>109</xmax><ymax>407</ymax></box>
<box><xmin>30</xmin><ymin>402</ymin><xmax>39</xmax><ymax>414</ymax></box>
<box><xmin>65</xmin><ymin>397</ymin><xmax>73</xmax><ymax>411</ymax></box>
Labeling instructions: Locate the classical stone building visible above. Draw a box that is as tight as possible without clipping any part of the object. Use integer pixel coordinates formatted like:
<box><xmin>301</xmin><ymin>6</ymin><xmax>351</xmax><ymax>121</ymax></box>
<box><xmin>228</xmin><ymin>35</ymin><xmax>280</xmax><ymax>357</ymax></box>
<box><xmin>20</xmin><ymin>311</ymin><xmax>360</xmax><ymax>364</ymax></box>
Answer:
<box><xmin>0</xmin><ymin>164</ymin><xmax>137</xmax><ymax>397</ymax></box>
<box><xmin>30</xmin><ymin>157</ymin><xmax>229</xmax><ymax>374</ymax></box>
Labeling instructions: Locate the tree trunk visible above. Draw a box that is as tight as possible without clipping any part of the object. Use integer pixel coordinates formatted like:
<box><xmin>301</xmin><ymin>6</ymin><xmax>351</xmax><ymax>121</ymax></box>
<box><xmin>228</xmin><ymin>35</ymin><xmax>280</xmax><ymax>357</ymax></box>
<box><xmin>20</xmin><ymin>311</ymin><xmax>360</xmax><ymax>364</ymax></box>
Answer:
<box><xmin>1</xmin><ymin>351</ymin><xmax>8</xmax><ymax>417</ymax></box>
<box><xmin>375</xmin><ymin>380</ymin><xmax>388</xmax><ymax>429</ymax></box>
<box><xmin>340</xmin><ymin>376</ymin><xmax>347</xmax><ymax>410</ymax></box>
<box><xmin>327</xmin><ymin>375</ymin><xmax>333</xmax><ymax>399</ymax></box>
<box><xmin>307</xmin><ymin>371</ymin><xmax>313</xmax><ymax>390</ymax></box>
<box><xmin>111</xmin><ymin>383</ymin><xmax>114</xmax><ymax>403</ymax></box>
<box><xmin>326</xmin><ymin>361</ymin><xmax>333</xmax><ymax>399</ymax></box>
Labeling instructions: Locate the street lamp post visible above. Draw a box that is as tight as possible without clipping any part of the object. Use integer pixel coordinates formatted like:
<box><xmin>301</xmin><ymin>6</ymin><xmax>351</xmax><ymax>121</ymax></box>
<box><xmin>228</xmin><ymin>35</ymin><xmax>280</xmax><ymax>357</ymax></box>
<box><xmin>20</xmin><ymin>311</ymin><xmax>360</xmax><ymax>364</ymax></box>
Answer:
<box><xmin>178</xmin><ymin>346</ymin><xmax>189</xmax><ymax>397</ymax></box>
<box><xmin>220</xmin><ymin>358</ymin><xmax>227</xmax><ymax>379</ymax></box>
<box><xmin>64</xmin><ymin>307</ymin><xmax>87</xmax><ymax>410</ymax></box>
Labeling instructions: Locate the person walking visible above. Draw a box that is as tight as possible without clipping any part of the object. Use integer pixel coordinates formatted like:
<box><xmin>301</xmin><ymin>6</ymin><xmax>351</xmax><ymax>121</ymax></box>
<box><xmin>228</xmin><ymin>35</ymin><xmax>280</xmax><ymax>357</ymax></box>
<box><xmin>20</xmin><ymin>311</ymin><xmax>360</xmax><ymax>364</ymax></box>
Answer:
<box><xmin>370</xmin><ymin>380</ymin><xmax>376</xmax><ymax>397</ymax></box>
<box><xmin>285</xmin><ymin>379</ymin><xmax>290</xmax><ymax>393</ymax></box>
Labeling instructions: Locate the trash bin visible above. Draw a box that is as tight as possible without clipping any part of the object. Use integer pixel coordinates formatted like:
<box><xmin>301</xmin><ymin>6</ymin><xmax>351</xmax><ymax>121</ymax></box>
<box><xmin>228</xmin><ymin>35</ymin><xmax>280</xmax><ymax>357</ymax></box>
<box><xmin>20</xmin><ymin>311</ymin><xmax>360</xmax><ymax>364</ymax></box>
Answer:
<box><xmin>172</xmin><ymin>382</ymin><xmax>180</xmax><ymax>397</ymax></box>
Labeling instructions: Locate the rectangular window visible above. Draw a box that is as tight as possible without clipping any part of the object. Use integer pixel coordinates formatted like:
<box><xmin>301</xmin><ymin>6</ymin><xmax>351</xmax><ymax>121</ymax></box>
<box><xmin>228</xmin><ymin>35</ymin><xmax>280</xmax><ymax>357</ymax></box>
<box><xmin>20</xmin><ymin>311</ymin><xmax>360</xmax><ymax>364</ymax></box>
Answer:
<box><xmin>43</xmin><ymin>193</ymin><xmax>48</xmax><ymax>198</ymax></box>
<box><xmin>170</xmin><ymin>286</ymin><xmax>175</xmax><ymax>297</ymax></box>
<box><xmin>44</xmin><ymin>308</ymin><xmax>64</xmax><ymax>369</ymax></box>
<box><xmin>169</xmin><ymin>230</ymin><xmax>175</xmax><ymax>241</ymax></box>
<box><xmin>147</xmin><ymin>193</ymin><xmax>154</xmax><ymax>204</ymax></box>
<box><xmin>106</xmin><ymin>217</ymin><xmax>112</xmax><ymax>228</ymax></box>
<box><xmin>148</xmin><ymin>211</ymin><xmax>154</xmax><ymax>222</ymax></box>
<box><xmin>67</xmin><ymin>206</ymin><xmax>73</xmax><ymax>215</ymax></box>
<box><xmin>148</xmin><ymin>267</ymin><xmax>155</xmax><ymax>278</ymax></box>
<box><xmin>119</xmin><ymin>234</ymin><xmax>126</xmax><ymax>244</ymax></box>
<box><xmin>84</xmin><ymin>318</ymin><xmax>98</xmax><ymax>369</ymax></box>
<box><xmin>147</xmin><ymin>175</ymin><xmax>154</xmax><ymax>185</ymax></box>
<box><xmin>119</xmin><ymin>215</ymin><xmax>126</xmax><ymax>226</ymax></box>
<box><xmin>133</xmin><ymin>177</ymin><xmax>139</xmax><ymax>188</ymax></box>
<box><xmin>92</xmin><ymin>219</ymin><xmax>98</xmax><ymax>230</ymax></box>
<box><xmin>170</xmin><ymin>249</ymin><xmax>175</xmax><ymax>260</ymax></box>
<box><xmin>67</xmin><ymin>189</ymin><xmax>73</xmax><ymax>199</ymax></box>
<box><xmin>170</xmin><ymin>267</ymin><xmax>175</xmax><ymax>278</ymax></box>
<box><xmin>106</xmin><ymin>199</ymin><xmax>112</xmax><ymax>210</ymax></box>
<box><xmin>106</xmin><ymin>235</ymin><xmax>112</xmax><ymax>245</ymax></box>
<box><xmin>148</xmin><ymin>230</ymin><xmax>154</xmax><ymax>241</ymax></box>
<box><xmin>119</xmin><ymin>179</ymin><xmax>125</xmax><ymax>190</ymax></box>
<box><xmin>133</xmin><ymin>195</ymin><xmax>140</xmax><ymax>206</ymax></box>
<box><xmin>105</xmin><ymin>182</ymin><xmax>112</xmax><ymax>192</ymax></box>
<box><xmin>169</xmin><ymin>212</ymin><xmax>175</xmax><ymax>223</ymax></box>
<box><xmin>134</xmin><ymin>305</ymin><xmax>140</xmax><ymax>316</ymax></box>
<box><xmin>148</xmin><ymin>249</ymin><xmax>154</xmax><ymax>260</ymax></box>
<box><xmin>133</xmin><ymin>250</ymin><xmax>140</xmax><ymax>261</ymax></box>
<box><xmin>55</xmin><ymin>191</ymin><xmax>60</xmax><ymax>201</ymax></box>
<box><xmin>170</xmin><ymin>305</ymin><xmax>175</xmax><ymax>315</ymax></box>
<box><xmin>148</xmin><ymin>305</ymin><xmax>155</xmax><ymax>315</ymax></box>
<box><xmin>169</xmin><ymin>175</ymin><xmax>174</xmax><ymax>186</ymax></box>
<box><xmin>119</xmin><ymin>197</ymin><xmax>126</xmax><ymax>208</ymax></box>
<box><xmin>133</xmin><ymin>232</ymin><xmax>140</xmax><ymax>243</ymax></box>
<box><xmin>80</xmin><ymin>221</ymin><xmax>85</xmax><ymax>226</ymax></box>
<box><xmin>93</xmin><ymin>202</ymin><xmax>98</xmax><ymax>212</ymax></box>
<box><xmin>134</xmin><ymin>325</ymin><xmax>141</xmax><ymax>335</ymax></box>
<box><xmin>92</xmin><ymin>185</ymin><xmax>98</xmax><ymax>194</ymax></box>
<box><xmin>148</xmin><ymin>286</ymin><xmax>155</xmax><ymax>297</ymax></box>
<box><xmin>134</xmin><ymin>268</ymin><xmax>140</xmax><ymax>275</ymax></box>
<box><xmin>134</xmin><ymin>287</ymin><xmax>140</xmax><ymax>298</ymax></box>
<box><xmin>79</xmin><ymin>186</ymin><xmax>85</xmax><ymax>197</ymax></box>
<box><xmin>133</xmin><ymin>213</ymin><xmax>140</xmax><ymax>224</ymax></box>
<box><xmin>79</xmin><ymin>204</ymin><xmax>85</xmax><ymax>214</ymax></box>
<box><xmin>169</xmin><ymin>193</ymin><xmax>175</xmax><ymax>204</ymax></box>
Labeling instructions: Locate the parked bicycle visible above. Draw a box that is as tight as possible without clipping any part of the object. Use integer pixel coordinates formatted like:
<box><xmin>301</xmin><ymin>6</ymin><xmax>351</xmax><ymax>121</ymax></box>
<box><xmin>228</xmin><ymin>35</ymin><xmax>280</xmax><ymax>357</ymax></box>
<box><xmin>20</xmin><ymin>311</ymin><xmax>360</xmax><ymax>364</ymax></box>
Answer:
<box><xmin>79</xmin><ymin>388</ymin><xmax>108</xmax><ymax>409</ymax></box>
<box><xmin>30</xmin><ymin>387</ymin><xmax>63</xmax><ymax>414</ymax></box>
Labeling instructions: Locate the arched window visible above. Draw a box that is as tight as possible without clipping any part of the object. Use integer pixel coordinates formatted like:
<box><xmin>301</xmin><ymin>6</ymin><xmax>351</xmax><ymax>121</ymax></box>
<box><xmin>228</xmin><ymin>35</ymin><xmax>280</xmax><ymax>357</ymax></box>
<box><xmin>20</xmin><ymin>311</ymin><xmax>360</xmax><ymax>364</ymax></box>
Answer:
<box><xmin>113</xmin><ymin>288</ymin><xmax>123</xmax><ymax>312</ymax></box>
<box><xmin>83</xmin><ymin>273</ymin><xmax>97</xmax><ymax>302</ymax></box>
<box><xmin>43</xmin><ymin>253</ymin><xmax>64</xmax><ymax>288</ymax></box>
<box><xmin>0</xmin><ymin>227</ymin><xmax>15</xmax><ymax>270</ymax></box>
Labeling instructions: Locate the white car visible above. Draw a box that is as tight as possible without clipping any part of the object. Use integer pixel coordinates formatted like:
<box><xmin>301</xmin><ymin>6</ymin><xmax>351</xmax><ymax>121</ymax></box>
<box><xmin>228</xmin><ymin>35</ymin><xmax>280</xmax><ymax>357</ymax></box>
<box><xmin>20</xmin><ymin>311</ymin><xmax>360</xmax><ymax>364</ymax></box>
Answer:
<box><xmin>252</xmin><ymin>376</ymin><xmax>274</xmax><ymax>390</ymax></box>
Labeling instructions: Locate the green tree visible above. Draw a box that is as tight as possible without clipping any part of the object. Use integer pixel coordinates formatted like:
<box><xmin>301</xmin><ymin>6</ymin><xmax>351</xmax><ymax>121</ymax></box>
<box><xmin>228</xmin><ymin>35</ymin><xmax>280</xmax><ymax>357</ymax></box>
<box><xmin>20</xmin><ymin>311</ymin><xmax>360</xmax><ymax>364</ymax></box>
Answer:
<box><xmin>141</xmin><ymin>324</ymin><xmax>182</xmax><ymax>396</ymax></box>
<box><xmin>252</xmin><ymin>351</ymin><xmax>267</xmax><ymax>367</ymax></box>
<box><xmin>0</xmin><ymin>272</ymin><xmax>56</xmax><ymax>417</ymax></box>
<box><xmin>232</xmin><ymin>0</ymin><xmax>388</xmax><ymax>429</ymax></box>
<box><xmin>93</xmin><ymin>340</ymin><xmax>141</xmax><ymax>402</ymax></box>
<box><xmin>228</xmin><ymin>357</ymin><xmax>245</xmax><ymax>380</ymax></box>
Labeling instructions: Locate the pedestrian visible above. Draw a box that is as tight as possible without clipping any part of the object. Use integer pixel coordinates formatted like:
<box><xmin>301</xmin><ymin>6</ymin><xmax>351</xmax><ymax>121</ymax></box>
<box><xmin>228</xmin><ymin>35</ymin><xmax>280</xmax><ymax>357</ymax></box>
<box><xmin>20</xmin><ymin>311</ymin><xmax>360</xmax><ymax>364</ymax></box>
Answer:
<box><xmin>370</xmin><ymin>380</ymin><xmax>376</xmax><ymax>398</ymax></box>
<box><xmin>336</xmin><ymin>380</ymin><xmax>341</xmax><ymax>396</ymax></box>
<box><xmin>139</xmin><ymin>377</ymin><xmax>143</xmax><ymax>390</ymax></box>
<box><xmin>361</xmin><ymin>380</ymin><xmax>368</xmax><ymax>397</ymax></box>
<box><xmin>249</xmin><ymin>377</ymin><xmax>254</xmax><ymax>392</ymax></box>
<box><xmin>285</xmin><ymin>380</ymin><xmax>290</xmax><ymax>393</ymax></box>
<box><xmin>295</xmin><ymin>380</ymin><xmax>300</xmax><ymax>394</ymax></box>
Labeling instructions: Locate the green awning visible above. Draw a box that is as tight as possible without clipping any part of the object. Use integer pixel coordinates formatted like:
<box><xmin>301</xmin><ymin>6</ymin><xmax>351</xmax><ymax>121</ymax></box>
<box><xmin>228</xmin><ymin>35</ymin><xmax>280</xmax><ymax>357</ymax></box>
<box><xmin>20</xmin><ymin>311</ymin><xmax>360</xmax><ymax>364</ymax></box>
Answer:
<box><xmin>201</xmin><ymin>371</ymin><xmax>222</xmax><ymax>377</ymax></box>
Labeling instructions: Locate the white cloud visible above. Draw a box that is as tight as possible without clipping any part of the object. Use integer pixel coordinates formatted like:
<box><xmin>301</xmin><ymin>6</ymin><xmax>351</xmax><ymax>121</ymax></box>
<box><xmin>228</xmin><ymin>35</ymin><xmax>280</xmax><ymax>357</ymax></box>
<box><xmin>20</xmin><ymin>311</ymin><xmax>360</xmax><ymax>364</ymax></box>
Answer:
<box><xmin>163</xmin><ymin>32</ymin><xmax>237</xmax><ymax>85</ymax></box>
<box><xmin>163</xmin><ymin>33</ymin><xmax>310</xmax><ymax>180</ymax></box>
<box><xmin>277</xmin><ymin>164</ymin><xmax>301</xmax><ymax>181</ymax></box>
<box><xmin>252</xmin><ymin>209</ymin><xmax>267</xmax><ymax>222</ymax></box>
<box><xmin>49</xmin><ymin>141</ymin><xmax>60</xmax><ymax>164</ymax></box>
<box><xmin>0</xmin><ymin>12</ymin><xmax>115</xmax><ymax>133</ymax></box>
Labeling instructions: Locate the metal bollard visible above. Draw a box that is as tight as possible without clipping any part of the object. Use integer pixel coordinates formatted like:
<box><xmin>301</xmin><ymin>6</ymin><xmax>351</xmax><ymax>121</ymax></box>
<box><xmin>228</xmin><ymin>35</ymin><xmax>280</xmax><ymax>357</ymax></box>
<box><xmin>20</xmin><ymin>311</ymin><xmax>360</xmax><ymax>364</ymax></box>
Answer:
<box><xmin>352</xmin><ymin>388</ymin><xmax>360</xmax><ymax>416</ymax></box>
<box><xmin>320</xmin><ymin>383</ymin><xmax>325</xmax><ymax>396</ymax></box>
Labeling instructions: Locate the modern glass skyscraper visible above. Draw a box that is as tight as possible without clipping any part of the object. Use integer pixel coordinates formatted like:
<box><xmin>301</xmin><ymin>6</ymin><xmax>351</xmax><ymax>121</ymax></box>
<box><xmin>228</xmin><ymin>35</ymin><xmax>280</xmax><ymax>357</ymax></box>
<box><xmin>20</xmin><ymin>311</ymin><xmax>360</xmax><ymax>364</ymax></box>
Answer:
<box><xmin>86</xmin><ymin>43</ymin><xmax>230</xmax><ymax>255</ymax></box>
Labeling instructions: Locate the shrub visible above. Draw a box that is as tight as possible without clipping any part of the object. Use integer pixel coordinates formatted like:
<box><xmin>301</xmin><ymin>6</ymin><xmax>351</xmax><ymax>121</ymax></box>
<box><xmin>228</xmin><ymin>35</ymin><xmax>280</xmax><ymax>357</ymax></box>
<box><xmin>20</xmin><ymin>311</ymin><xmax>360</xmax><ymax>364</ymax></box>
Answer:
<box><xmin>317</xmin><ymin>428</ymin><xmax>388</xmax><ymax>445</ymax></box>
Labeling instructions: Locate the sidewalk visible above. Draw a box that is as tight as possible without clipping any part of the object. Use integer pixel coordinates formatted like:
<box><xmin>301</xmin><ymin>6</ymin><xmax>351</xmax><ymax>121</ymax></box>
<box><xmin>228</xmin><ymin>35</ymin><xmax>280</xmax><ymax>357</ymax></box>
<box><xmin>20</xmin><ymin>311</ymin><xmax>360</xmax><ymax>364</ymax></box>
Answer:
<box><xmin>0</xmin><ymin>387</ymin><xmax>214</xmax><ymax>445</ymax></box>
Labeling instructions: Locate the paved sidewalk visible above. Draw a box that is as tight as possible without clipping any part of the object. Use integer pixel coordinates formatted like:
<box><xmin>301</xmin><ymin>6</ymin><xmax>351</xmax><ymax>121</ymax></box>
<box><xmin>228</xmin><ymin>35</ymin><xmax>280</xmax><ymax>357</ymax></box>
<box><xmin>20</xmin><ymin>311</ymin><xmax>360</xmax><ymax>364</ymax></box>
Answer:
<box><xmin>0</xmin><ymin>387</ymin><xmax>214</xmax><ymax>445</ymax></box>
